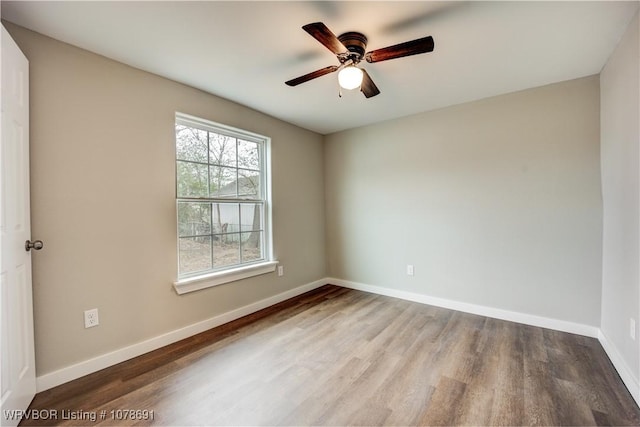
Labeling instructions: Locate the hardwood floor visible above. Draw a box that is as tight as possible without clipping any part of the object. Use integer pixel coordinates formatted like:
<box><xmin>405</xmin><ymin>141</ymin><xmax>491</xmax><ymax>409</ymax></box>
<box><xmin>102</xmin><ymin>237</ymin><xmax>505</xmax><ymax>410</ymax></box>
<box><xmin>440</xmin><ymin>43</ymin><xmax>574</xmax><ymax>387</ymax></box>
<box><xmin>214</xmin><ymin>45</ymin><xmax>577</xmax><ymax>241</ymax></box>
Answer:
<box><xmin>20</xmin><ymin>285</ymin><xmax>640</xmax><ymax>426</ymax></box>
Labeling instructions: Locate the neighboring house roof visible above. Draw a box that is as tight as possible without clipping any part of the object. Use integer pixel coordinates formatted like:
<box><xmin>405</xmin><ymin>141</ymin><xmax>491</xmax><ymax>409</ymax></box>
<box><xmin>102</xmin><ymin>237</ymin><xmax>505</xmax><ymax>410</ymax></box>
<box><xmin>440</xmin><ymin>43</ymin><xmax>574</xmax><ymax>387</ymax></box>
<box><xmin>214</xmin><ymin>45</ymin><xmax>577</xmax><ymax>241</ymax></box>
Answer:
<box><xmin>216</xmin><ymin>175</ymin><xmax>259</xmax><ymax>198</ymax></box>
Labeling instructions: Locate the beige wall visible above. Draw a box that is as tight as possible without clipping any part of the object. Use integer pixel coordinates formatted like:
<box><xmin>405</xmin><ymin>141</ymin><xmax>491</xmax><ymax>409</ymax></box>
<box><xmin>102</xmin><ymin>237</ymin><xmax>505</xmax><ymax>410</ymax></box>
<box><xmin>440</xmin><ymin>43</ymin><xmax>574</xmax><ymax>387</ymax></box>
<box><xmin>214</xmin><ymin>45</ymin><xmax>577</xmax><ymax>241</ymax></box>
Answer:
<box><xmin>3</xmin><ymin>18</ymin><xmax>620</xmax><ymax>382</ymax></box>
<box><xmin>325</xmin><ymin>75</ymin><xmax>602</xmax><ymax>326</ymax></box>
<box><xmin>600</xmin><ymin>11</ymin><xmax>640</xmax><ymax>383</ymax></box>
<box><xmin>5</xmin><ymin>23</ymin><xmax>326</xmax><ymax>376</ymax></box>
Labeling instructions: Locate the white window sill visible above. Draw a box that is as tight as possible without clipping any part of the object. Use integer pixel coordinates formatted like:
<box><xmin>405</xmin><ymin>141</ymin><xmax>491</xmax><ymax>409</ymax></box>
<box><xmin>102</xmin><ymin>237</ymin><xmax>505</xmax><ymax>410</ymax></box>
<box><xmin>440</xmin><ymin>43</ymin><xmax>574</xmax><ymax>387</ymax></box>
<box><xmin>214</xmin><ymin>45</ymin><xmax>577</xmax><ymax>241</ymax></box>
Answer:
<box><xmin>173</xmin><ymin>261</ymin><xmax>278</xmax><ymax>295</ymax></box>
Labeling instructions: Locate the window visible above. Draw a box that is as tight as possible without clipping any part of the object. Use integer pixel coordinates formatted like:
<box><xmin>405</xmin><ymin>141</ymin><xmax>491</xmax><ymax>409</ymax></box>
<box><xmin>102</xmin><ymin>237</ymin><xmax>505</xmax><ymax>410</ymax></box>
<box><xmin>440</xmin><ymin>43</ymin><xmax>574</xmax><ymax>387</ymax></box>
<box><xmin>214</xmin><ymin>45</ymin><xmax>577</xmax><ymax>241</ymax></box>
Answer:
<box><xmin>174</xmin><ymin>113</ymin><xmax>274</xmax><ymax>293</ymax></box>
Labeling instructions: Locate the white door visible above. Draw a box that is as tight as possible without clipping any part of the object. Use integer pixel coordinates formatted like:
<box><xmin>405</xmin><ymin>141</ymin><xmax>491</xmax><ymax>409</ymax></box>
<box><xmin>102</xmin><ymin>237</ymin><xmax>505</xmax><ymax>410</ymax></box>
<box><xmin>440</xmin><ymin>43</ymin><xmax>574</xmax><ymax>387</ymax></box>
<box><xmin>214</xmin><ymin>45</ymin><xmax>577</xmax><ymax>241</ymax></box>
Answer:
<box><xmin>0</xmin><ymin>25</ymin><xmax>36</xmax><ymax>427</ymax></box>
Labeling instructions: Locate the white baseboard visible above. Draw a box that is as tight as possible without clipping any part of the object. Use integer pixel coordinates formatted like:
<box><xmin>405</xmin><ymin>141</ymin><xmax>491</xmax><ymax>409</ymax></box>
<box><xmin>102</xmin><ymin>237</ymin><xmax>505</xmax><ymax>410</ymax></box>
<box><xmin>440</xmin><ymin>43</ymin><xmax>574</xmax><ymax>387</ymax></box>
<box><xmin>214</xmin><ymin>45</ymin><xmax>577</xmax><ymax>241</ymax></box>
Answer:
<box><xmin>36</xmin><ymin>278</ymin><xmax>327</xmax><ymax>392</ymax></box>
<box><xmin>598</xmin><ymin>329</ymin><xmax>640</xmax><ymax>405</ymax></box>
<box><xmin>329</xmin><ymin>277</ymin><xmax>640</xmax><ymax>406</ymax></box>
<box><xmin>328</xmin><ymin>277</ymin><xmax>599</xmax><ymax>338</ymax></box>
<box><xmin>37</xmin><ymin>276</ymin><xmax>638</xmax><ymax>411</ymax></box>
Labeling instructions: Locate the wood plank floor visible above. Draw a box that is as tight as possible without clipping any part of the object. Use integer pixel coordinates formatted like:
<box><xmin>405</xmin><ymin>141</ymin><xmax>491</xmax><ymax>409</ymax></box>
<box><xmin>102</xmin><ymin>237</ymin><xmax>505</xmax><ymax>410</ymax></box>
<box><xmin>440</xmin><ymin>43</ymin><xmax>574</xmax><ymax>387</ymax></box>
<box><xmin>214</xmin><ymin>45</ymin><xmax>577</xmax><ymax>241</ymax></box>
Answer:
<box><xmin>20</xmin><ymin>285</ymin><xmax>640</xmax><ymax>426</ymax></box>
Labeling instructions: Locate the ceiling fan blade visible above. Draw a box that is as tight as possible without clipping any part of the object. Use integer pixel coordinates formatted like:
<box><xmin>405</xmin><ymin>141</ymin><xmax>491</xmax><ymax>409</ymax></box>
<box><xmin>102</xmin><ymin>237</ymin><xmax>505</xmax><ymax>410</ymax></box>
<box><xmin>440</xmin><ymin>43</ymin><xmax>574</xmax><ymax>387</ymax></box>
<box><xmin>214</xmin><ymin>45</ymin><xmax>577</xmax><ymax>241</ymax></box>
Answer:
<box><xmin>303</xmin><ymin>22</ymin><xmax>348</xmax><ymax>55</ymax></box>
<box><xmin>365</xmin><ymin>36</ymin><xmax>434</xmax><ymax>63</ymax></box>
<box><xmin>285</xmin><ymin>65</ymin><xmax>339</xmax><ymax>86</ymax></box>
<box><xmin>360</xmin><ymin>69</ymin><xmax>380</xmax><ymax>98</ymax></box>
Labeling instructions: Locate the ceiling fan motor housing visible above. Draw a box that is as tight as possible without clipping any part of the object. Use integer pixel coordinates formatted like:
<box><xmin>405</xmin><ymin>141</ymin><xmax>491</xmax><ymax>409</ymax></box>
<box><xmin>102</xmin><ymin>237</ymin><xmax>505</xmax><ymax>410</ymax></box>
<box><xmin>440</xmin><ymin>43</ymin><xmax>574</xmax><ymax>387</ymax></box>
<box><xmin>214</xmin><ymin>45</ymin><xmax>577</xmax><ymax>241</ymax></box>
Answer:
<box><xmin>286</xmin><ymin>22</ymin><xmax>433</xmax><ymax>98</ymax></box>
<box><xmin>338</xmin><ymin>32</ymin><xmax>367</xmax><ymax>62</ymax></box>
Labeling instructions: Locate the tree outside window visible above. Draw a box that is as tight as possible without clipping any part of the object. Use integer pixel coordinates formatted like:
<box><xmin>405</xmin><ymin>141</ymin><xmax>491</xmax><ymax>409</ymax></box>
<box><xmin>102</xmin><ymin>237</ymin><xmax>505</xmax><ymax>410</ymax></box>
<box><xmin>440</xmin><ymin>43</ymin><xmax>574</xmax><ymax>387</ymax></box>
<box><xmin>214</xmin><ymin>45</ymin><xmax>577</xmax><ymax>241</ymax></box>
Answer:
<box><xmin>175</xmin><ymin>115</ymin><xmax>269</xmax><ymax>278</ymax></box>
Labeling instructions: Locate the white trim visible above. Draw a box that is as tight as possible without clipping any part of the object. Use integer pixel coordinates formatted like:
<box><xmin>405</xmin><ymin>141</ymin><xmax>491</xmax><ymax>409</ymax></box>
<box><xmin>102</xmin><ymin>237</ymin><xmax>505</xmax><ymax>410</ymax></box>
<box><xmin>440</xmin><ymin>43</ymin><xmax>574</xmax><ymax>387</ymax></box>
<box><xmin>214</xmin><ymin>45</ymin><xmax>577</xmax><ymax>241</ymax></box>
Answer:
<box><xmin>328</xmin><ymin>277</ymin><xmax>599</xmax><ymax>338</ymax></box>
<box><xmin>598</xmin><ymin>329</ymin><xmax>640</xmax><ymax>405</ymax></box>
<box><xmin>331</xmin><ymin>278</ymin><xmax>640</xmax><ymax>404</ymax></box>
<box><xmin>174</xmin><ymin>112</ymin><xmax>274</xmax><ymax>288</ymax></box>
<box><xmin>175</xmin><ymin>113</ymin><xmax>268</xmax><ymax>143</ymax></box>
<box><xmin>36</xmin><ymin>278</ymin><xmax>326</xmax><ymax>392</ymax></box>
<box><xmin>39</xmin><ymin>275</ymin><xmax>633</xmax><ymax>404</ymax></box>
<box><xmin>173</xmin><ymin>261</ymin><xmax>277</xmax><ymax>294</ymax></box>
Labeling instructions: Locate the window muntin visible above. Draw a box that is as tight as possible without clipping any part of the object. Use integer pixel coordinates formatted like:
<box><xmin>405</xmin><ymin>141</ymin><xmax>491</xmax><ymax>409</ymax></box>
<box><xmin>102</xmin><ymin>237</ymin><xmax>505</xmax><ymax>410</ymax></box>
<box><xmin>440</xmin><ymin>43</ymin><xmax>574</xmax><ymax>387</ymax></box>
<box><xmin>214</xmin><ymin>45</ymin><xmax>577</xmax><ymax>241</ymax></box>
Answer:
<box><xmin>175</xmin><ymin>114</ymin><xmax>270</xmax><ymax>279</ymax></box>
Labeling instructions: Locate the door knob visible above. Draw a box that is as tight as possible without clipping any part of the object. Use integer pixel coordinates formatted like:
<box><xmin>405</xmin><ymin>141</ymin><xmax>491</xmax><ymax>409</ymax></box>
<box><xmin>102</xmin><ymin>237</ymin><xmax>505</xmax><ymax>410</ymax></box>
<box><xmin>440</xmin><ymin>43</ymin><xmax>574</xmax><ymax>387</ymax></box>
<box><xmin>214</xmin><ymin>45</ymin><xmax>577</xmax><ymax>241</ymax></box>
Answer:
<box><xmin>25</xmin><ymin>240</ymin><xmax>44</xmax><ymax>252</ymax></box>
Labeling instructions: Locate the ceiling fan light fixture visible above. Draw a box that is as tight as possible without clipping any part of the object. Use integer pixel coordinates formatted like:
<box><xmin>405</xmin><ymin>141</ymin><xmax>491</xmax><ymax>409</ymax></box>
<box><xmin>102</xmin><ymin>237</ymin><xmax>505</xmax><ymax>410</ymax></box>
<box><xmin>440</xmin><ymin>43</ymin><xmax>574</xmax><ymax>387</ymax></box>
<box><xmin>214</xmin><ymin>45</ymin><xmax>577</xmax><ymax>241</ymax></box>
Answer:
<box><xmin>286</xmin><ymin>22</ymin><xmax>433</xmax><ymax>99</ymax></box>
<box><xmin>338</xmin><ymin>66</ymin><xmax>363</xmax><ymax>90</ymax></box>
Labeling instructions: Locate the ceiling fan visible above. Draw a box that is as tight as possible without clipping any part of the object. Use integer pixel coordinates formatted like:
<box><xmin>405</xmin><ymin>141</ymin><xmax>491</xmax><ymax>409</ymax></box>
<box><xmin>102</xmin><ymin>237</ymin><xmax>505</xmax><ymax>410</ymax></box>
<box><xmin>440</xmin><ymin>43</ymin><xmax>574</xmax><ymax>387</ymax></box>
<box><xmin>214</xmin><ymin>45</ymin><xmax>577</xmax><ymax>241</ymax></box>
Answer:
<box><xmin>285</xmin><ymin>22</ymin><xmax>435</xmax><ymax>98</ymax></box>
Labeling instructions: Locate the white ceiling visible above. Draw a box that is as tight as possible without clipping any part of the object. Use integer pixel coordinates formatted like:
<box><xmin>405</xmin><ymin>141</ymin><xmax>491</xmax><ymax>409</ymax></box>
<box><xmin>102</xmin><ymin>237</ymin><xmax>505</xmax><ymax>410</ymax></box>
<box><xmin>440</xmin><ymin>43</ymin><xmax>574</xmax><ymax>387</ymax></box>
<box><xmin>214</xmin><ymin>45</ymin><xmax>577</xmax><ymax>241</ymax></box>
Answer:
<box><xmin>2</xmin><ymin>1</ymin><xmax>638</xmax><ymax>134</ymax></box>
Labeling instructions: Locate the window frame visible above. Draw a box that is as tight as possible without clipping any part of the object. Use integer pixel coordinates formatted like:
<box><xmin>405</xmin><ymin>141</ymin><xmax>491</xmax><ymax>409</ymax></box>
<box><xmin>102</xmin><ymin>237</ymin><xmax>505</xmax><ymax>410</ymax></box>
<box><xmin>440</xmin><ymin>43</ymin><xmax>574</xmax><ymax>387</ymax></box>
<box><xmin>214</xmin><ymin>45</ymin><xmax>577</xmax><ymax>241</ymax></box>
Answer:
<box><xmin>173</xmin><ymin>113</ymin><xmax>275</xmax><ymax>294</ymax></box>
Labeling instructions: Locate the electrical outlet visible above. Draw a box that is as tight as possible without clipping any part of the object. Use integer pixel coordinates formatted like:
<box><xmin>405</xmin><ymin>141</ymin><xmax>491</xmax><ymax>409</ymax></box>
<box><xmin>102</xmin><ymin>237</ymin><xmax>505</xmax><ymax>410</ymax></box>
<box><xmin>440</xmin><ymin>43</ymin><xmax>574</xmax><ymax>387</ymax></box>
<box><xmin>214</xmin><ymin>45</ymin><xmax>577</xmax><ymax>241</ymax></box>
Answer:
<box><xmin>407</xmin><ymin>265</ymin><xmax>414</xmax><ymax>276</ymax></box>
<box><xmin>631</xmin><ymin>318</ymin><xmax>636</xmax><ymax>340</ymax></box>
<box><xmin>84</xmin><ymin>308</ymin><xmax>99</xmax><ymax>329</ymax></box>
<box><xmin>277</xmin><ymin>265</ymin><xmax>284</xmax><ymax>277</ymax></box>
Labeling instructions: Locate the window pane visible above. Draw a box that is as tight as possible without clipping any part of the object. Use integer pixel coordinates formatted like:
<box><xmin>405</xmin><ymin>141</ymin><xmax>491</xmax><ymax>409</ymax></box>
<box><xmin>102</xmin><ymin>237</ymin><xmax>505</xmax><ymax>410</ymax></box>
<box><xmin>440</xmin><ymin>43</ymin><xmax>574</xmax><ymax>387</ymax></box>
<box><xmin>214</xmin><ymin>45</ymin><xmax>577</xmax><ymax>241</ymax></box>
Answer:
<box><xmin>209</xmin><ymin>133</ymin><xmax>236</xmax><ymax>167</ymax></box>
<box><xmin>176</xmin><ymin>115</ymin><xmax>269</xmax><ymax>279</ymax></box>
<box><xmin>212</xmin><ymin>203</ymin><xmax>239</xmax><ymax>234</ymax></box>
<box><xmin>213</xmin><ymin>234</ymin><xmax>240</xmax><ymax>268</ymax></box>
<box><xmin>241</xmin><ymin>232</ymin><xmax>263</xmax><ymax>262</ymax></box>
<box><xmin>177</xmin><ymin>161</ymin><xmax>209</xmax><ymax>198</ymax></box>
<box><xmin>240</xmin><ymin>203</ymin><xmax>261</xmax><ymax>232</ymax></box>
<box><xmin>178</xmin><ymin>202</ymin><xmax>211</xmax><ymax>237</ymax></box>
<box><xmin>179</xmin><ymin>236</ymin><xmax>212</xmax><ymax>274</ymax></box>
<box><xmin>238</xmin><ymin>170</ymin><xmax>260</xmax><ymax>198</ymax></box>
<box><xmin>176</xmin><ymin>125</ymin><xmax>208</xmax><ymax>163</ymax></box>
<box><xmin>238</xmin><ymin>139</ymin><xmax>259</xmax><ymax>170</ymax></box>
<box><xmin>210</xmin><ymin>165</ymin><xmax>237</xmax><ymax>198</ymax></box>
